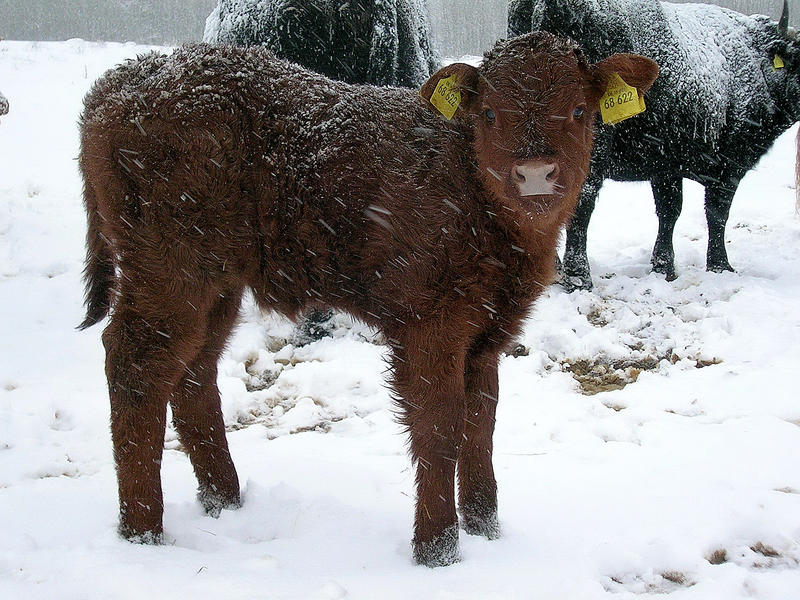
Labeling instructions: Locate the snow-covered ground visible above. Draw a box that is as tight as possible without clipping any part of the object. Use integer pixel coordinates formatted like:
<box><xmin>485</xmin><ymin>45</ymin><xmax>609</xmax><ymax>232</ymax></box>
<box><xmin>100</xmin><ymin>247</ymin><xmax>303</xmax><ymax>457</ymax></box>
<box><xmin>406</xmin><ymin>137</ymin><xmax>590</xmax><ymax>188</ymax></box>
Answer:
<box><xmin>2</xmin><ymin>40</ymin><xmax>800</xmax><ymax>599</ymax></box>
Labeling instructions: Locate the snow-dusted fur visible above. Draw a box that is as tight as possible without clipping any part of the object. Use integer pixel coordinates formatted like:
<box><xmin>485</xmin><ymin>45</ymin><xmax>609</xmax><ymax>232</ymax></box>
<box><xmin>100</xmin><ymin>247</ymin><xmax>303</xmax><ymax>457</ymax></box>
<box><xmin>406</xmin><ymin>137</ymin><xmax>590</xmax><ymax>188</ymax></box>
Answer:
<box><xmin>77</xmin><ymin>36</ymin><xmax>656</xmax><ymax>566</ymax></box>
<box><xmin>204</xmin><ymin>0</ymin><xmax>440</xmax><ymax>87</ymax></box>
<box><xmin>510</xmin><ymin>0</ymin><xmax>800</xmax><ymax>288</ymax></box>
<box><xmin>0</xmin><ymin>91</ymin><xmax>8</xmax><ymax>115</ymax></box>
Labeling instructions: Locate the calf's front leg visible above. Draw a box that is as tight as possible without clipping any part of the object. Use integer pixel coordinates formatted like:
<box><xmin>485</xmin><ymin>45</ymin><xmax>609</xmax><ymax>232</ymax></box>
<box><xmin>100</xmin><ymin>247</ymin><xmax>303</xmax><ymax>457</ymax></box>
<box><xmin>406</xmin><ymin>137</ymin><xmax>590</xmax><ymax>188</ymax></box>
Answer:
<box><xmin>458</xmin><ymin>351</ymin><xmax>499</xmax><ymax>539</ymax></box>
<box><xmin>392</xmin><ymin>336</ymin><xmax>467</xmax><ymax>567</ymax></box>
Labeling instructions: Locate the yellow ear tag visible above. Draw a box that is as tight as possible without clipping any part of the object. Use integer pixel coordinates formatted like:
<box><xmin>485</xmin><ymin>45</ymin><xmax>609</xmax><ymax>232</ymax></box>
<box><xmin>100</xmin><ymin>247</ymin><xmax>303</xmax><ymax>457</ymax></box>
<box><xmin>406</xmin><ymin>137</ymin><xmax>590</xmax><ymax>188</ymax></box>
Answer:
<box><xmin>774</xmin><ymin>54</ymin><xmax>785</xmax><ymax>70</ymax></box>
<box><xmin>428</xmin><ymin>75</ymin><xmax>461</xmax><ymax>120</ymax></box>
<box><xmin>599</xmin><ymin>73</ymin><xmax>647</xmax><ymax>125</ymax></box>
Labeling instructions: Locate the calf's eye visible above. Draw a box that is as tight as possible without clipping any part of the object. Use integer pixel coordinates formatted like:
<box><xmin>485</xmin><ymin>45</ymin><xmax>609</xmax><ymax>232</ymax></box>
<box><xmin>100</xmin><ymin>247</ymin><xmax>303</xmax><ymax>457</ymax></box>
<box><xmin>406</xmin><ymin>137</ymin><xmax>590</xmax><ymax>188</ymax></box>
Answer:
<box><xmin>485</xmin><ymin>108</ymin><xmax>496</xmax><ymax>123</ymax></box>
<box><xmin>573</xmin><ymin>106</ymin><xmax>585</xmax><ymax>119</ymax></box>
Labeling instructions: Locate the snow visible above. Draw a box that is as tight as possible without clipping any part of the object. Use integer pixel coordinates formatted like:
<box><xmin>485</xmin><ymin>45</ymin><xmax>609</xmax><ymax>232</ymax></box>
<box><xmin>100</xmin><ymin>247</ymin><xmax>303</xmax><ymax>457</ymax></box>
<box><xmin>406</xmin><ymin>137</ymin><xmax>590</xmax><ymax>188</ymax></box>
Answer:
<box><xmin>2</xmin><ymin>39</ymin><xmax>800</xmax><ymax>598</ymax></box>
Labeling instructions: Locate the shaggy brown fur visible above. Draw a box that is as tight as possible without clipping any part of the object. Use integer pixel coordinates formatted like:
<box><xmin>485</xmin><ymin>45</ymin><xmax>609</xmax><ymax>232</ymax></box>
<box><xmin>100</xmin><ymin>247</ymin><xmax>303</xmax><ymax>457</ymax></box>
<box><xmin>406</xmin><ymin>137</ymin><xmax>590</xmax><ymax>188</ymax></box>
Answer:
<box><xmin>79</xmin><ymin>34</ymin><xmax>657</xmax><ymax>566</ymax></box>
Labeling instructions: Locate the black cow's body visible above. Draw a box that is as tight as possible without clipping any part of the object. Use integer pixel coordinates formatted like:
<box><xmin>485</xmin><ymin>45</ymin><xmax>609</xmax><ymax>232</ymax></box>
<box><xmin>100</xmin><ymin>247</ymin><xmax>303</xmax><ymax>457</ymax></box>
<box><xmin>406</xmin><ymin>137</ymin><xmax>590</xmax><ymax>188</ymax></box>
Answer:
<box><xmin>205</xmin><ymin>0</ymin><xmax>440</xmax><ymax>88</ymax></box>
<box><xmin>510</xmin><ymin>0</ymin><xmax>800</xmax><ymax>288</ymax></box>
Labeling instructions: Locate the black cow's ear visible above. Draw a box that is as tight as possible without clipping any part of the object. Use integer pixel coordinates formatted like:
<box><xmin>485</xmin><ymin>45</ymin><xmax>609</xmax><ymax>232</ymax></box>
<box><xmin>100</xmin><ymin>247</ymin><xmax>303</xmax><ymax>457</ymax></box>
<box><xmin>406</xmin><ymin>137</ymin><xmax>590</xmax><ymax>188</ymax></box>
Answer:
<box><xmin>590</xmin><ymin>53</ymin><xmax>660</xmax><ymax>100</ymax></box>
<box><xmin>419</xmin><ymin>63</ymin><xmax>481</xmax><ymax>120</ymax></box>
<box><xmin>768</xmin><ymin>39</ymin><xmax>795</xmax><ymax>71</ymax></box>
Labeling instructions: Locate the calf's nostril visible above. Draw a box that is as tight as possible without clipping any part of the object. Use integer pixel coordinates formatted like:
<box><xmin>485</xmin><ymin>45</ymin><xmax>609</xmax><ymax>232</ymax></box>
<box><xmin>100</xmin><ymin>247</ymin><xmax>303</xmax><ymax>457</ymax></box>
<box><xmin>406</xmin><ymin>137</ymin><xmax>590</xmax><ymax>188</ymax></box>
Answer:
<box><xmin>512</xmin><ymin>166</ymin><xmax>527</xmax><ymax>183</ymax></box>
<box><xmin>546</xmin><ymin>163</ymin><xmax>560</xmax><ymax>181</ymax></box>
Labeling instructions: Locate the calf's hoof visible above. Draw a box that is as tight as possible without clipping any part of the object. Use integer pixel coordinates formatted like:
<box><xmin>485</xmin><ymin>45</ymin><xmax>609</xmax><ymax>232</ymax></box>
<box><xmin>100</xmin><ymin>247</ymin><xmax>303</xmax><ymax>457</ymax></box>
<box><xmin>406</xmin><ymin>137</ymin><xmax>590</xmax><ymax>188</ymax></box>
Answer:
<box><xmin>198</xmin><ymin>486</ymin><xmax>241</xmax><ymax>518</ymax></box>
<box><xmin>118</xmin><ymin>501</ymin><xmax>164</xmax><ymax>543</ymax></box>
<box><xmin>461</xmin><ymin>508</ymin><xmax>500</xmax><ymax>540</ymax></box>
<box><xmin>118</xmin><ymin>522</ymin><xmax>163</xmax><ymax>544</ymax></box>
<box><xmin>413</xmin><ymin>525</ymin><xmax>461</xmax><ymax>567</ymax></box>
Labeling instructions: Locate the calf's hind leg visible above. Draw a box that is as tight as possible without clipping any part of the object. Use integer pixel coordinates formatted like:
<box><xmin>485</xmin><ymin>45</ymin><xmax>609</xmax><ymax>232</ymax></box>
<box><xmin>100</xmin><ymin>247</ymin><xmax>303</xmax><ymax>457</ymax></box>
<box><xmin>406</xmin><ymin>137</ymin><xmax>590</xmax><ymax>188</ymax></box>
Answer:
<box><xmin>169</xmin><ymin>290</ymin><xmax>243</xmax><ymax>516</ymax></box>
<box><xmin>104</xmin><ymin>298</ymin><xmax>209</xmax><ymax>542</ymax></box>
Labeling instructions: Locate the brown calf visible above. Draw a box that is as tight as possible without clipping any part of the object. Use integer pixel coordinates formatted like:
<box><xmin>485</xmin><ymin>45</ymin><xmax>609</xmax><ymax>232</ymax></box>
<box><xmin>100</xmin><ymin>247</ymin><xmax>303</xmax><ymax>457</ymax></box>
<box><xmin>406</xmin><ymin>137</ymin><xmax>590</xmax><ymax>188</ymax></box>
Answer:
<box><xmin>79</xmin><ymin>33</ymin><xmax>657</xmax><ymax>566</ymax></box>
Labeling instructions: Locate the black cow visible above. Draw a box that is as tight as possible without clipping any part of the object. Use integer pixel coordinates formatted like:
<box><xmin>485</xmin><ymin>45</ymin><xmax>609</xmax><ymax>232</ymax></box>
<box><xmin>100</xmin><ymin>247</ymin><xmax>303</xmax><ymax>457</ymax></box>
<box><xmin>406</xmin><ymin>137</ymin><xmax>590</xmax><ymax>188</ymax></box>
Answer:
<box><xmin>510</xmin><ymin>0</ymin><xmax>800</xmax><ymax>289</ymax></box>
<box><xmin>204</xmin><ymin>0</ymin><xmax>440</xmax><ymax>88</ymax></box>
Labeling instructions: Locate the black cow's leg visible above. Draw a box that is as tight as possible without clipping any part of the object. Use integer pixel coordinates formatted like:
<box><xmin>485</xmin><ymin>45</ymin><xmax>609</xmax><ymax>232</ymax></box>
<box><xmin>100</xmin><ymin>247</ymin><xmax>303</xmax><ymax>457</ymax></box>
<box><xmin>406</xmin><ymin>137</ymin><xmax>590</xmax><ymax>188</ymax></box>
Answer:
<box><xmin>650</xmin><ymin>175</ymin><xmax>683</xmax><ymax>281</ymax></box>
<box><xmin>705</xmin><ymin>182</ymin><xmax>737</xmax><ymax>273</ymax></box>
<box><xmin>293</xmin><ymin>308</ymin><xmax>335</xmax><ymax>346</ymax></box>
<box><xmin>563</xmin><ymin>180</ymin><xmax>601</xmax><ymax>291</ymax></box>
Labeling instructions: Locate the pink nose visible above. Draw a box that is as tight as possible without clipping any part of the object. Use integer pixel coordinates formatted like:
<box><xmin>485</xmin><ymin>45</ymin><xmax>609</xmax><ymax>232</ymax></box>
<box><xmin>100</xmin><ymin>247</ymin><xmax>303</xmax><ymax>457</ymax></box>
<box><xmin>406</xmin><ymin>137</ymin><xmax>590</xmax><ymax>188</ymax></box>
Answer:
<box><xmin>511</xmin><ymin>161</ymin><xmax>560</xmax><ymax>196</ymax></box>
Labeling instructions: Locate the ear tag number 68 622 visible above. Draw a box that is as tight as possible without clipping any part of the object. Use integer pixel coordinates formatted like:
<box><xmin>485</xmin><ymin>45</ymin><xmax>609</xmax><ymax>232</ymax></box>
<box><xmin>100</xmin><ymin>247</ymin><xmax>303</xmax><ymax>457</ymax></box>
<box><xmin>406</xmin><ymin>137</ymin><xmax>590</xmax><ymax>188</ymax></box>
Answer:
<box><xmin>600</xmin><ymin>73</ymin><xmax>646</xmax><ymax>125</ymax></box>
<box><xmin>429</xmin><ymin>75</ymin><xmax>462</xmax><ymax>120</ymax></box>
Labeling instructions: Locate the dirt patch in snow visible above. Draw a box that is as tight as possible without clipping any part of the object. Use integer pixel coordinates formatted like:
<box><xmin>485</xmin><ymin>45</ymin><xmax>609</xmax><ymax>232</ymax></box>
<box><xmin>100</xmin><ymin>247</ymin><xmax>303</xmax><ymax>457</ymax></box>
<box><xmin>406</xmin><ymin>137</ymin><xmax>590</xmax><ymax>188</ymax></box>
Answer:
<box><xmin>604</xmin><ymin>570</ymin><xmax>696</xmax><ymax>594</ymax></box>
<box><xmin>559</xmin><ymin>353</ymin><xmax>722</xmax><ymax>395</ymax></box>
<box><xmin>562</xmin><ymin>356</ymin><xmax>662</xmax><ymax>395</ymax></box>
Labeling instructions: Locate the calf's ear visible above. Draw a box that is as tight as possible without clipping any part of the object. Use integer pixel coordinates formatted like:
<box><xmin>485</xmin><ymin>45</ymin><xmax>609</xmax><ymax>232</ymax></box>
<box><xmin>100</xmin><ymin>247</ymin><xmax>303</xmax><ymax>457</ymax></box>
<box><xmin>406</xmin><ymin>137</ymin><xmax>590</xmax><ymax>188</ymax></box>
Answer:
<box><xmin>589</xmin><ymin>53</ymin><xmax>659</xmax><ymax>100</ymax></box>
<box><xmin>419</xmin><ymin>63</ymin><xmax>481</xmax><ymax>120</ymax></box>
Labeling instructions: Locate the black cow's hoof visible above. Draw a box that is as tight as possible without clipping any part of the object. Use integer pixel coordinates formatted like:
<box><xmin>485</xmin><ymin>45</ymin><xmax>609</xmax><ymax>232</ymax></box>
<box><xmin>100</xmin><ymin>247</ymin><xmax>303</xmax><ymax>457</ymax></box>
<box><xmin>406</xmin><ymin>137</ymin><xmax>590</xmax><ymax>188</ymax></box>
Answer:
<box><xmin>413</xmin><ymin>525</ymin><xmax>461</xmax><ymax>567</ymax></box>
<box><xmin>707</xmin><ymin>261</ymin><xmax>734</xmax><ymax>274</ymax></box>
<box><xmin>652</xmin><ymin>264</ymin><xmax>678</xmax><ymax>281</ymax></box>
<box><xmin>293</xmin><ymin>308</ymin><xmax>335</xmax><ymax>346</ymax></box>
<box><xmin>651</xmin><ymin>256</ymin><xmax>677</xmax><ymax>281</ymax></box>
<box><xmin>561</xmin><ymin>274</ymin><xmax>593</xmax><ymax>292</ymax></box>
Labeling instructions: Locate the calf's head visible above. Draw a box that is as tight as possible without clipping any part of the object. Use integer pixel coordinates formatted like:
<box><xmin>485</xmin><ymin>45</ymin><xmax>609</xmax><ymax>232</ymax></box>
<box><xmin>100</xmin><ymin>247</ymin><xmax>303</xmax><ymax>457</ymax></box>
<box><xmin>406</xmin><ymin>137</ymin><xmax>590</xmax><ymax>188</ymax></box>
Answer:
<box><xmin>420</xmin><ymin>32</ymin><xmax>658</xmax><ymax>219</ymax></box>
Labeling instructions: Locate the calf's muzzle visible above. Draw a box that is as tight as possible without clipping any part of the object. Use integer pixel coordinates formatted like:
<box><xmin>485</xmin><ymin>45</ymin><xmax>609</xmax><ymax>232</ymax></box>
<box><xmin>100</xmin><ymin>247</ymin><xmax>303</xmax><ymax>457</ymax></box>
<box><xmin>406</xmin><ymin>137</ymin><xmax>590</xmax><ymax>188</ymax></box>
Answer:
<box><xmin>512</xmin><ymin>160</ymin><xmax>560</xmax><ymax>196</ymax></box>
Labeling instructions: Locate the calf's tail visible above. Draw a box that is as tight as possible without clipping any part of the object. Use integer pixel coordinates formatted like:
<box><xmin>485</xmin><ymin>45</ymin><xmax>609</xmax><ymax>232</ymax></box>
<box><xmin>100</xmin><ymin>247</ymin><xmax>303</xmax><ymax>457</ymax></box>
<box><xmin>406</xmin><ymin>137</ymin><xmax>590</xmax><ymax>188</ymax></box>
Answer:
<box><xmin>78</xmin><ymin>182</ymin><xmax>115</xmax><ymax>330</ymax></box>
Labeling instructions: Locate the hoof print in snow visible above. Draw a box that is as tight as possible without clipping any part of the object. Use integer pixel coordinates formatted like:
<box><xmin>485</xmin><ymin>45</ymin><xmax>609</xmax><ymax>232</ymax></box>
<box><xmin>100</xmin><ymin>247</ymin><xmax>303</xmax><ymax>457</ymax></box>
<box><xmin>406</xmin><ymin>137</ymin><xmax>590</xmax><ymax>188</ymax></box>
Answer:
<box><xmin>413</xmin><ymin>526</ymin><xmax>461</xmax><ymax>568</ymax></box>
